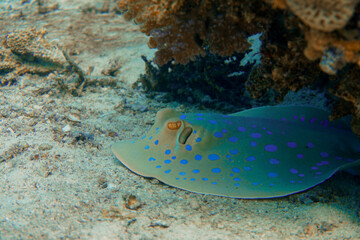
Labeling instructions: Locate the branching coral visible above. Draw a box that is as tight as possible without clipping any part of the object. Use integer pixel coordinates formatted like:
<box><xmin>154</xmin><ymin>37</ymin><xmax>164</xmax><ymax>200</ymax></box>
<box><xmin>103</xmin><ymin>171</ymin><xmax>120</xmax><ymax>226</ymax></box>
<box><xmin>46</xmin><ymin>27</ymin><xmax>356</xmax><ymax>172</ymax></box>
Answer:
<box><xmin>117</xmin><ymin>0</ymin><xmax>271</xmax><ymax>65</ymax></box>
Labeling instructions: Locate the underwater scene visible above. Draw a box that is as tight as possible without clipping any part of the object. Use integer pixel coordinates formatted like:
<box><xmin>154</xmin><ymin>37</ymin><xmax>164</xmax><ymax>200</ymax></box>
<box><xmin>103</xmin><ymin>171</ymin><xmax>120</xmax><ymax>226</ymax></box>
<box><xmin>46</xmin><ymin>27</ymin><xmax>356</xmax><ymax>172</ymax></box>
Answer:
<box><xmin>0</xmin><ymin>0</ymin><xmax>360</xmax><ymax>239</ymax></box>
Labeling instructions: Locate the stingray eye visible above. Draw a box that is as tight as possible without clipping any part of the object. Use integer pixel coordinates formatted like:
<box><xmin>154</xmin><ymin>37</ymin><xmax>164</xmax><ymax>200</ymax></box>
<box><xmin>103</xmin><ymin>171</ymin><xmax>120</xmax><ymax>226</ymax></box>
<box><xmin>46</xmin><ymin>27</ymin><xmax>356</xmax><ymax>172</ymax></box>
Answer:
<box><xmin>167</xmin><ymin>121</ymin><xmax>182</xmax><ymax>130</ymax></box>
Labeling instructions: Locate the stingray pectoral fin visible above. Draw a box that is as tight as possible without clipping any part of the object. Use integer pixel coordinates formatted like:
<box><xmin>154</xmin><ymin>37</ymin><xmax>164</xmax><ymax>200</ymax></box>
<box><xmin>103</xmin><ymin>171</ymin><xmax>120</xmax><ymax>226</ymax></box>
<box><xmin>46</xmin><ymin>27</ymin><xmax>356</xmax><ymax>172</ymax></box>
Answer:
<box><xmin>111</xmin><ymin>141</ymin><xmax>152</xmax><ymax>178</ymax></box>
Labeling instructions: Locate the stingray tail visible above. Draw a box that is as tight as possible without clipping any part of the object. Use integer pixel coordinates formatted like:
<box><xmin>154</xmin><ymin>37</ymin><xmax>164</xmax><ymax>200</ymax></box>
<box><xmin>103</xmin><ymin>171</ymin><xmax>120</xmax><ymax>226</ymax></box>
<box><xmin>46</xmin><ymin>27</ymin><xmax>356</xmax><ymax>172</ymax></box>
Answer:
<box><xmin>341</xmin><ymin>159</ymin><xmax>360</xmax><ymax>176</ymax></box>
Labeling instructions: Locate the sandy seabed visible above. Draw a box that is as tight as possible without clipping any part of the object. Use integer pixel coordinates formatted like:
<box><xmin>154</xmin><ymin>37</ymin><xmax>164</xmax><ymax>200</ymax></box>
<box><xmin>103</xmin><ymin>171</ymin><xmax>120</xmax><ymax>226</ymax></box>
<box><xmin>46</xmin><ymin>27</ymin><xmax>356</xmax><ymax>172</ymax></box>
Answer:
<box><xmin>0</xmin><ymin>1</ymin><xmax>360</xmax><ymax>239</ymax></box>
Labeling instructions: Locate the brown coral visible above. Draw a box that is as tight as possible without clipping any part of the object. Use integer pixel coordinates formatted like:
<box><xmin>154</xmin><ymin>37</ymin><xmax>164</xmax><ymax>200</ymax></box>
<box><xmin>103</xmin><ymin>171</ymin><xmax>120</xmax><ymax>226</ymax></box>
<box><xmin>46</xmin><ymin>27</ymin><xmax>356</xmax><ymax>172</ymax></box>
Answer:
<box><xmin>1</xmin><ymin>28</ymin><xmax>67</xmax><ymax>75</ymax></box>
<box><xmin>285</xmin><ymin>0</ymin><xmax>359</xmax><ymax>32</ymax></box>
<box><xmin>0</xmin><ymin>47</ymin><xmax>17</xmax><ymax>74</ymax></box>
<box><xmin>329</xmin><ymin>67</ymin><xmax>360</xmax><ymax>135</ymax></box>
<box><xmin>117</xmin><ymin>0</ymin><xmax>271</xmax><ymax>65</ymax></box>
<box><xmin>4</xmin><ymin>28</ymin><xmax>66</xmax><ymax>67</ymax></box>
<box><xmin>304</xmin><ymin>29</ymin><xmax>360</xmax><ymax>74</ymax></box>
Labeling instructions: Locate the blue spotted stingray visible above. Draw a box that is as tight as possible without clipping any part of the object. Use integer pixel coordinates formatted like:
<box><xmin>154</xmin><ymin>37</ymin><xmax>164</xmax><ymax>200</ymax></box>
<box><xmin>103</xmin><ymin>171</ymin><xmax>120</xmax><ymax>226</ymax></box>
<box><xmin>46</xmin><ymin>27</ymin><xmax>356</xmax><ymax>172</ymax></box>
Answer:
<box><xmin>112</xmin><ymin>106</ymin><xmax>360</xmax><ymax>198</ymax></box>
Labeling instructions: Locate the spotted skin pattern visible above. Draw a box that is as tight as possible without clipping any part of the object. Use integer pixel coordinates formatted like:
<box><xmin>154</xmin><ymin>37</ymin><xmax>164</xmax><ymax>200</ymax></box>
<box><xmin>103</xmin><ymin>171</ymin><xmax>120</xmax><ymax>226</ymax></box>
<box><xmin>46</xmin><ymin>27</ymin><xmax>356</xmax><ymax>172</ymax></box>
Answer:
<box><xmin>112</xmin><ymin>106</ymin><xmax>360</xmax><ymax>199</ymax></box>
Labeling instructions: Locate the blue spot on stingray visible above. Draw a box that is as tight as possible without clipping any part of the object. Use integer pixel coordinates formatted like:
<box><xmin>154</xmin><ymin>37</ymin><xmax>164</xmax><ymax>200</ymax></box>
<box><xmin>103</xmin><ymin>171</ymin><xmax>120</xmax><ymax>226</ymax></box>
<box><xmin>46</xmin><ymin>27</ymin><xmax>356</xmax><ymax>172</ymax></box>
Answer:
<box><xmin>226</xmin><ymin>154</ymin><xmax>232</xmax><ymax>159</ymax></box>
<box><xmin>180</xmin><ymin>115</ymin><xmax>187</xmax><ymax>119</ymax></box>
<box><xmin>195</xmin><ymin>137</ymin><xmax>202</xmax><ymax>142</ymax></box>
<box><xmin>196</xmin><ymin>113</ymin><xmax>203</xmax><ymax>116</ymax></box>
<box><xmin>269</xmin><ymin>158</ymin><xmax>280</xmax><ymax>165</ymax></box>
<box><xmin>250</xmin><ymin>141</ymin><xmax>258</xmax><ymax>147</ymax></box>
<box><xmin>156</xmin><ymin>165</ymin><xmax>161</xmax><ymax>168</ymax></box>
<box><xmin>214</xmin><ymin>132</ymin><xmax>223</xmax><ymax>138</ymax></box>
<box><xmin>252</xmin><ymin>182</ymin><xmax>260</xmax><ymax>186</ymax></box>
<box><xmin>190</xmin><ymin>178</ymin><xmax>196</xmax><ymax>181</ymax></box>
<box><xmin>202</xmin><ymin>178</ymin><xmax>208</xmax><ymax>181</ymax></box>
<box><xmin>165</xmin><ymin>149</ymin><xmax>171</xmax><ymax>155</ymax></box>
<box><xmin>212</xmin><ymin>182</ymin><xmax>218</xmax><ymax>185</ymax></box>
<box><xmin>164</xmin><ymin>170</ymin><xmax>171</xmax><ymax>174</ymax></box>
<box><xmin>311</xmin><ymin>166</ymin><xmax>319</xmax><ymax>170</ymax></box>
<box><xmin>228</xmin><ymin>137</ymin><xmax>238</xmax><ymax>143</ymax></box>
<box><xmin>196</xmin><ymin>117</ymin><xmax>203</xmax><ymax>121</ymax></box>
<box><xmin>237</xmin><ymin>126</ymin><xmax>246</xmax><ymax>132</ymax></box>
<box><xmin>154</xmin><ymin>140</ymin><xmax>159</xmax><ymax>145</ymax></box>
<box><xmin>230</xmin><ymin>173</ymin><xmax>234</xmax><ymax>177</ymax></box>
<box><xmin>185</xmin><ymin>145</ymin><xmax>192</xmax><ymax>151</ymax></box>
<box><xmin>148</xmin><ymin>157</ymin><xmax>156</xmax><ymax>162</ymax></box>
<box><xmin>144</xmin><ymin>145</ymin><xmax>150</xmax><ymax>150</ymax></box>
<box><xmin>246</xmin><ymin>156</ymin><xmax>256</xmax><ymax>161</ymax></box>
<box><xmin>141</xmin><ymin>135</ymin><xmax>146</xmax><ymax>140</ymax></box>
<box><xmin>195</xmin><ymin>154</ymin><xmax>202</xmax><ymax>161</ymax></box>
<box><xmin>233</xmin><ymin>177</ymin><xmax>241</xmax><ymax>181</ymax></box>
<box><xmin>209</xmin><ymin>120</ymin><xmax>217</xmax><ymax>124</ymax></box>
<box><xmin>320</xmin><ymin>152</ymin><xmax>329</xmax><ymax>158</ymax></box>
<box><xmin>251</xmin><ymin>133</ymin><xmax>262</xmax><ymax>138</ymax></box>
<box><xmin>179</xmin><ymin>172</ymin><xmax>186</xmax><ymax>176</ymax></box>
<box><xmin>290</xmin><ymin>168</ymin><xmax>298</xmax><ymax>174</ymax></box>
<box><xmin>172</xmin><ymin>156</ymin><xmax>176</xmax><ymax>160</ymax></box>
<box><xmin>234</xmin><ymin>183</ymin><xmax>240</xmax><ymax>187</ymax></box>
<box><xmin>287</xmin><ymin>142</ymin><xmax>297</xmax><ymax>148</ymax></box>
<box><xmin>324</xmin><ymin>120</ymin><xmax>328</xmax><ymax>127</ymax></box>
<box><xmin>244</xmin><ymin>166</ymin><xmax>252</xmax><ymax>171</ymax></box>
<box><xmin>307</xmin><ymin>142</ymin><xmax>314</xmax><ymax>148</ymax></box>
<box><xmin>297</xmin><ymin>154</ymin><xmax>304</xmax><ymax>159</ymax></box>
<box><xmin>267</xmin><ymin>131</ymin><xmax>272</xmax><ymax>135</ymax></box>
<box><xmin>232</xmin><ymin>167</ymin><xmax>241</xmax><ymax>173</ymax></box>
<box><xmin>193</xmin><ymin>130</ymin><xmax>197</xmax><ymax>133</ymax></box>
<box><xmin>208</xmin><ymin>154</ymin><xmax>220</xmax><ymax>161</ymax></box>
<box><xmin>222</xmin><ymin>129</ymin><xmax>228</xmax><ymax>133</ymax></box>
<box><xmin>211</xmin><ymin>168</ymin><xmax>221</xmax><ymax>173</ymax></box>
<box><xmin>149</xmin><ymin>136</ymin><xmax>153</xmax><ymax>140</ymax></box>
<box><xmin>180</xmin><ymin>159</ymin><xmax>188</xmax><ymax>165</ymax></box>
<box><xmin>229</xmin><ymin>149</ymin><xmax>239</xmax><ymax>155</ymax></box>
<box><xmin>164</xmin><ymin>160</ymin><xmax>171</xmax><ymax>164</ymax></box>
<box><xmin>298</xmin><ymin>174</ymin><xmax>305</xmax><ymax>177</ymax></box>
<box><xmin>192</xmin><ymin>169</ymin><xmax>200</xmax><ymax>173</ymax></box>
<box><xmin>265</xmin><ymin>144</ymin><xmax>278</xmax><ymax>152</ymax></box>
<box><xmin>267</xmin><ymin>172</ymin><xmax>278</xmax><ymax>178</ymax></box>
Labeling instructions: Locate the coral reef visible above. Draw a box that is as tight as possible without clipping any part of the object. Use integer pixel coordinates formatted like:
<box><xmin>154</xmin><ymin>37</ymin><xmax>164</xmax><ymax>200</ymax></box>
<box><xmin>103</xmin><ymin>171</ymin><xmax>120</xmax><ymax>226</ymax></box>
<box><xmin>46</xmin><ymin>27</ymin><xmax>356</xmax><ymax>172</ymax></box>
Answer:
<box><xmin>119</xmin><ymin>0</ymin><xmax>360</xmax><ymax>136</ymax></box>
<box><xmin>117</xmin><ymin>0</ymin><xmax>272</xmax><ymax>65</ymax></box>
<box><xmin>329</xmin><ymin>67</ymin><xmax>360</xmax><ymax>135</ymax></box>
<box><xmin>1</xmin><ymin>28</ymin><xmax>67</xmax><ymax>75</ymax></box>
<box><xmin>246</xmin><ymin>31</ymin><xmax>325</xmax><ymax>102</ymax></box>
<box><xmin>134</xmin><ymin>52</ymin><xmax>257</xmax><ymax>111</ymax></box>
<box><xmin>285</xmin><ymin>0</ymin><xmax>358</xmax><ymax>32</ymax></box>
<box><xmin>303</xmin><ymin>29</ymin><xmax>360</xmax><ymax>75</ymax></box>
